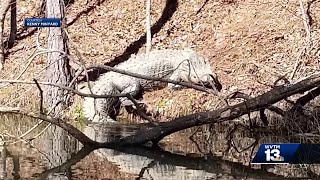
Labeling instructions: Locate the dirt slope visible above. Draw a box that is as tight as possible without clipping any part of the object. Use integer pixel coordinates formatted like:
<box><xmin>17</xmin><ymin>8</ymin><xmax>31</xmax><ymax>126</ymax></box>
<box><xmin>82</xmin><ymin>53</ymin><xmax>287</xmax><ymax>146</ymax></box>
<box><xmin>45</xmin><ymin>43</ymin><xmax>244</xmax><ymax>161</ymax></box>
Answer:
<box><xmin>1</xmin><ymin>0</ymin><xmax>320</xmax><ymax>121</ymax></box>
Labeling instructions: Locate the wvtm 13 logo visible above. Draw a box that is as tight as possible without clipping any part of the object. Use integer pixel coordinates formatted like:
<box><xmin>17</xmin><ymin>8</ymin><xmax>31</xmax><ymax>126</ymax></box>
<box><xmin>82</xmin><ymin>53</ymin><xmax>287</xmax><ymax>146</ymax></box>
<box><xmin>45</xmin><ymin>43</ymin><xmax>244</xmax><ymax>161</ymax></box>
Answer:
<box><xmin>264</xmin><ymin>145</ymin><xmax>284</xmax><ymax>162</ymax></box>
<box><xmin>251</xmin><ymin>144</ymin><xmax>301</xmax><ymax>165</ymax></box>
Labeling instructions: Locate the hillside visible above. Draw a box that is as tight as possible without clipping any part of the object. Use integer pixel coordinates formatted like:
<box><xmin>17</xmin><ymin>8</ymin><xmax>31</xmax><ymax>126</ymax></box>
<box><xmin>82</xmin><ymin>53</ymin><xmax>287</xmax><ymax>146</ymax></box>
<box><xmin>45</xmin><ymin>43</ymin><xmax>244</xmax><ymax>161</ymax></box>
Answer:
<box><xmin>1</xmin><ymin>0</ymin><xmax>320</xmax><ymax>178</ymax></box>
<box><xmin>1</xmin><ymin>0</ymin><xmax>320</xmax><ymax>120</ymax></box>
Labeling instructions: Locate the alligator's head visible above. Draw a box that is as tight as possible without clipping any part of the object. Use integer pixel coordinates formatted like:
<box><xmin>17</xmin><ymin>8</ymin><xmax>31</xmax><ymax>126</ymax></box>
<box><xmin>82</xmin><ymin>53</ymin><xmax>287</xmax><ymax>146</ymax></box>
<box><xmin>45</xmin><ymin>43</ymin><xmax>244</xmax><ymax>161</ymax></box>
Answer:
<box><xmin>180</xmin><ymin>56</ymin><xmax>222</xmax><ymax>92</ymax></box>
<box><xmin>200</xmin><ymin>72</ymin><xmax>222</xmax><ymax>92</ymax></box>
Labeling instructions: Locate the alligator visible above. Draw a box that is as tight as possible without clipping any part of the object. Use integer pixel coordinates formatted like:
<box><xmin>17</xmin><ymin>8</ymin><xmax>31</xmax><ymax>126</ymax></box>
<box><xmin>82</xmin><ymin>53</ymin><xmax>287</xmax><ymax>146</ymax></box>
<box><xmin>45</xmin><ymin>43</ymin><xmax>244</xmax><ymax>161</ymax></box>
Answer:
<box><xmin>82</xmin><ymin>49</ymin><xmax>222</xmax><ymax>123</ymax></box>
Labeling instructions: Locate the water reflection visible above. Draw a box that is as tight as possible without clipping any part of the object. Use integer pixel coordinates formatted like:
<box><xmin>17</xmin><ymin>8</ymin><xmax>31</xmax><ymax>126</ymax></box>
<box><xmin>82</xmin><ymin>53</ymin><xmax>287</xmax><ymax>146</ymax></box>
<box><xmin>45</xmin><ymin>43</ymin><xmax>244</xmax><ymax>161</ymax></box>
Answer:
<box><xmin>92</xmin><ymin>147</ymin><xmax>287</xmax><ymax>179</ymax></box>
<box><xmin>0</xmin><ymin>145</ymin><xmax>7</xmax><ymax>179</ymax></box>
<box><xmin>0</xmin><ymin>145</ymin><xmax>21</xmax><ymax>180</ymax></box>
<box><xmin>35</xmin><ymin>146</ymin><xmax>94</xmax><ymax>179</ymax></box>
<box><xmin>31</xmin><ymin>145</ymin><xmax>286</xmax><ymax>180</ymax></box>
<box><xmin>41</xmin><ymin>125</ymin><xmax>78</xmax><ymax>179</ymax></box>
<box><xmin>0</xmin><ymin>117</ymin><xmax>306</xmax><ymax>179</ymax></box>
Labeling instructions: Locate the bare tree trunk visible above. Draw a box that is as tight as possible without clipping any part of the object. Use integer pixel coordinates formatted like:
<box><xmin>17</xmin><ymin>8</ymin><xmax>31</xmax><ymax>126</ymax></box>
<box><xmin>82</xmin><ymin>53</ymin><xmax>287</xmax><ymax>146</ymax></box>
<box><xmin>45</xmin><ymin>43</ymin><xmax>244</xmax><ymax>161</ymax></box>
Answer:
<box><xmin>145</xmin><ymin>0</ymin><xmax>151</xmax><ymax>53</ymax></box>
<box><xmin>44</xmin><ymin>0</ymin><xmax>72</xmax><ymax>114</ymax></box>
<box><xmin>43</xmin><ymin>1</ymin><xmax>76</xmax><ymax>179</ymax></box>
<box><xmin>7</xmin><ymin>0</ymin><xmax>17</xmax><ymax>48</ymax></box>
<box><xmin>0</xmin><ymin>0</ymin><xmax>10</xmax><ymax>70</ymax></box>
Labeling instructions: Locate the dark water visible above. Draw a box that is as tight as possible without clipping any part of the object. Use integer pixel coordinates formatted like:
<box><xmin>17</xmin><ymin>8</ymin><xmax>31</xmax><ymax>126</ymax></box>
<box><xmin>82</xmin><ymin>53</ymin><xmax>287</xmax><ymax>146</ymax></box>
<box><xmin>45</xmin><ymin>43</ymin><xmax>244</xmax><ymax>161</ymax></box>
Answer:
<box><xmin>0</xmin><ymin>117</ymin><xmax>317</xmax><ymax>179</ymax></box>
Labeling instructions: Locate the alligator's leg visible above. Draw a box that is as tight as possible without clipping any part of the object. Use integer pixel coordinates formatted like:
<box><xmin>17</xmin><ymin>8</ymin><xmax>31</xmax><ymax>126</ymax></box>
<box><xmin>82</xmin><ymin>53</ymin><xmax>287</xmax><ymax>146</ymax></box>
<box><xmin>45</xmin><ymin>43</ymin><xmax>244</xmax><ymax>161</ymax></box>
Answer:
<box><xmin>167</xmin><ymin>72</ymin><xmax>184</xmax><ymax>90</ymax></box>
<box><xmin>119</xmin><ymin>82</ymin><xmax>145</xmax><ymax>107</ymax></box>
<box><xmin>84</xmin><ymin>85</ymin><xmax>121</xmax><ymax>123</ymax></box>
<box><xmin>119</xmin><ymin>83</ymin><xmax>152</xmax><ymax>118</ymax></box>
<box><xmin>91</xmin><ymin>99</ymin><xmax>119</xmax><ymax>123</ymax></box>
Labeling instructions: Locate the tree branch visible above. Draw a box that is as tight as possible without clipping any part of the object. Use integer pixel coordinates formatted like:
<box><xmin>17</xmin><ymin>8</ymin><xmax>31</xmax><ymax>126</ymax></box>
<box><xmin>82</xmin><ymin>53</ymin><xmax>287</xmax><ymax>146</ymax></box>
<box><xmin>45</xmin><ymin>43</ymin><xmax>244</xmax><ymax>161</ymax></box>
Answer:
<box><xmin>0</xmin><ymin>107</ymin><xmax>96</xmax><ymax>146</ymax></box>
<box><xmin>290</xmin><ymin>86</ymin><xmax>320</xmax><ymax>112</ymax></box>
<box><xmin>125</xmin><ymin>94</ymin><xmax>158</xmax><ymax>125</ymax></box>
<box><xmin>33</xmin><ymin>79</ymin><xmax>44</xmax><ymax>114</ymax></box>
<box><xmin>85</xmin><ymin>64</ymin><xmax>219</xmax><ymax>95</ymax></box>
<box><xmin>0</xmin><ymin>79</ymin><xmax>128</xmax><ymax>98</ymax></box>
<box><xmin>103</xmin><ymin>72</ymin><xmax>320</xmax><ymax>146</ymax></box>
<box><xmin>1</xmin><ymin>72</ymin><xmax>319</xmax><ymax>148</ymax></box>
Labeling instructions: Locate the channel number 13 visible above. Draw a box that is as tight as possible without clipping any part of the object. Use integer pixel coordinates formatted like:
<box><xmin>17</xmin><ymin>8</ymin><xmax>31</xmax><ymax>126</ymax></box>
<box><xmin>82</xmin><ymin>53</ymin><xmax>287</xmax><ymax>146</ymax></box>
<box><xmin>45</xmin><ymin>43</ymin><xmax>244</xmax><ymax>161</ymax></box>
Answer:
<box><xmin>265</xmin><ymin>149</ymin><xmax>281</xmax><ymax>161</ymax></box>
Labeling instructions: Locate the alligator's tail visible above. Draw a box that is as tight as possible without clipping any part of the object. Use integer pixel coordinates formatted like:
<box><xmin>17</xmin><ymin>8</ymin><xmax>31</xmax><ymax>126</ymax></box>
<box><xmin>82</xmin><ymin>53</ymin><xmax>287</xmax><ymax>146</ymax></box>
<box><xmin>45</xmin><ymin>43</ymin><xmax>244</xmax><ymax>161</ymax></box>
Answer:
<box><xmin>82</xmin><ymin>81</ymin><xmax>120</xmax><ymax>123</ymax></box>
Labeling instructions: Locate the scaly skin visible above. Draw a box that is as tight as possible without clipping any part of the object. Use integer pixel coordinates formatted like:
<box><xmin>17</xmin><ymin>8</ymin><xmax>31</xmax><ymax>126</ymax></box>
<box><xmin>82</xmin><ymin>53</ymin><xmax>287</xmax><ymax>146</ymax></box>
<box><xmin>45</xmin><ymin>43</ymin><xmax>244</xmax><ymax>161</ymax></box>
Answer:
<box><xmin>83</xmin><ymin>49</ymin><xmax>222</xmax><ymax>123</ymax></box>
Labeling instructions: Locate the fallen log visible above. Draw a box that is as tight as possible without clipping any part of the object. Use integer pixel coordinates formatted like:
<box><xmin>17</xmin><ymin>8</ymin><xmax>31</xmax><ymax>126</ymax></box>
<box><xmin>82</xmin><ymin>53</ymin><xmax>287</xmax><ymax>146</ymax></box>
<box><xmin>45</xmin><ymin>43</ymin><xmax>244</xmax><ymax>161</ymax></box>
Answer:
<box><xmin>1</xmin><ymin>73</ymin><xmax>320</xmax><ymax>148</ymax></box>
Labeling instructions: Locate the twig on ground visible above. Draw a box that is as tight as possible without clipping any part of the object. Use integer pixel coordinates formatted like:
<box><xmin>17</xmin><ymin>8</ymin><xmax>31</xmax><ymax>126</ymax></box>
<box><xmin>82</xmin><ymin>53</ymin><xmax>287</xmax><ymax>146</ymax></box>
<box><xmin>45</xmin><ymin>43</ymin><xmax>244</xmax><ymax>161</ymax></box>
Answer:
<box><xmin>250</xmin><ymin>61</ymin><xmax>282</xmax><ymax>77</ymax></box>
<box><xmin>273</xmin><ymin>74</ymin><xmax>290</xmax><ymax>87</ymax></box>
<box><xmin>195</xmin><ymin>0</ymin><xmax>209</xmax><ymax>15</ymax></box>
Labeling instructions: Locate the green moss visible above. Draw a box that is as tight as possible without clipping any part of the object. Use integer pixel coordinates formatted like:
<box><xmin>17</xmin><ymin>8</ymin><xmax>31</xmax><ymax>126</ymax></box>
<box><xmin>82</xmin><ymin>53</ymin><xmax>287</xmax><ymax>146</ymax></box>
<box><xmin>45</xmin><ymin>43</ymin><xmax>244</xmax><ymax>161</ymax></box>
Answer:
<box><xmin>71</xmin><ymin>103</ymin><xmax>86</xmax><ymax>129</ymax></box>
